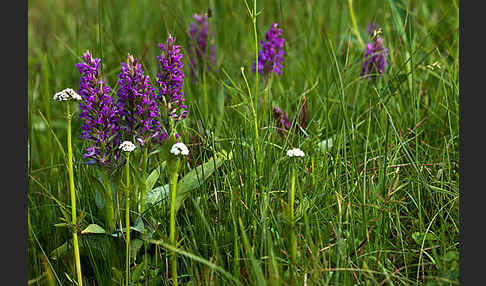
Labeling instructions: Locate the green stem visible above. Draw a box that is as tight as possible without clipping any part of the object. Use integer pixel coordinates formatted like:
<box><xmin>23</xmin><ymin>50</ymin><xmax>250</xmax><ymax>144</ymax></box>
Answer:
<box><xmin>67</xmin><ymin>103</ymin><xmax>83</xmax><ymax>286</ymax></box>
<box><xmin>125</xmin><ymin>153</ymin><xmax>131</xmax><ymax>286</ymax></box>
<box><xmin>169</xmin><ymin>158</ymin><xmax>180</xmax><ymax>286</ymax></box>
<box><xmin>140</xmin><ymin>147</ymin><xmax>149</xmax><ymax>214</ymax></box>
<box><xmin>289</xmin><ymin>166</ymin><xmax>297</xmax><ymax>273</ymax></box>
<box><xmin>102</xmin><ymin>167</ymin><xmax>115</xmax><ymax>234</ymax></box>
<box><xmin>348</xmin><ymin>0</ymin><xmax>365</xmax><ymax>49</ymax></box>
<box><xmin>253</xmin><ymin>0</ymin><xmax>259</xmax><ymax>112</ymax></box>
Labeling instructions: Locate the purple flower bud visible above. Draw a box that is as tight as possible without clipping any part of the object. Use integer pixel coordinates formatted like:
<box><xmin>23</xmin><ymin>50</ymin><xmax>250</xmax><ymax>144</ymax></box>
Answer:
<box><xmin>253</xmin><ymin>23</ymin><xmax>285</xmax><ymax>78</ymax></box>
<box><xmin>157</xmin><ymin>35</ymin><xmax>188</xmax><ymax>121</ymax></box>
<box><xmin>273</xmin><ymin>106</ymin><xmax>291</xmax><ymax>136</ymax></box>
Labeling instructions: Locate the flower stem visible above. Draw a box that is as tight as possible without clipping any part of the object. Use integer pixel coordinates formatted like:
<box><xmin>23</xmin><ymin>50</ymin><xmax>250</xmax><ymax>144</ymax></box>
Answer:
<box><xmin>348</xmin><ymin>0</ymin><xmax>365</xmax><ymax>49</ymax></box>
<box><xmin>102</xmin><ymin>167</ymin><xmax>115</xmax><ymax>234</ymax></box>
<box><xmin>169</xmin><ymin>158</ymin><xmax>180</xmax><ymax>286</ymax></box>
<box><xmin>66</xmin><ymin>103</ymin><xmax>83</xmax><ymax>286</ymax></box>
<box><xmin>125</xmin><ymin>153</ymin><xmax>131</xmax><ymax>286</ymax></box>
<box><xmin>289</xmin><ymin>166</ymin><xmax>297</xmax><ymax>275</ymax></box>
<box><xmin>253</xmin><ymin>0</ymin><xmax>259</xmax><ymax>111</ymax></box>
<box><xmin>140</xmin><ymin>146</ymin><xmax>149</xmax><ymax>215</ymax></box>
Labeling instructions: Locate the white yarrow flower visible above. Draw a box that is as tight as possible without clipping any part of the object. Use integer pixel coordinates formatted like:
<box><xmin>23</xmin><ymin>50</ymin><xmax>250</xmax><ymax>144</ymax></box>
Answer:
<box><xmin>286</xmin><ymin>148</ymin><xmax>305</xmax><ymax>158</ymax></box>
<box><xmin>119</xmin><ymin>141</ymin><xmax>136</xmax><ymax>152</ymax></box>
<box><xmin>170</xmin><ymin>142</ymin><xmax>189</xmax><ymax>156</ymax></box>
<box><xmin>53</xmin><ymin>88</ymin><xmax>82</xmax><ymax>102</ymax></box>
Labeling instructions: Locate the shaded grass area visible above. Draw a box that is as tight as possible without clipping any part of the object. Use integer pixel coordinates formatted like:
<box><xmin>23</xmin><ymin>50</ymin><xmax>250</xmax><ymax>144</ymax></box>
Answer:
<box><xmin>28</xmin><ymin>0</ymin><xmax>458</xmax><ymax>285</ymax></box>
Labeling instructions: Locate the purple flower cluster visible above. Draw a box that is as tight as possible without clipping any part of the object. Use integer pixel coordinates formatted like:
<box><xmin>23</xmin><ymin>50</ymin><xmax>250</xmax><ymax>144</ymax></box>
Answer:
<box><xmin>157</xmin><ymin>35</ymin><xmax>188</xmax><ymax>121</ymax></box>
<box><xmin>361</xmin><ymin>23</ymin><xmax>388</xmax><ymax>78</ymax></box>
<box><xmin>188</xmin><ymin>13</ymin><xmax>216</xmax><ymax>79</ymax></box>
<box><xmin>253</xmin><ymin>23</ymin><xmax>285</xmax><ymax>78</ymax></box>
<box><xmin>76</xmin><ymin>50</ymin><xmax>121</xmax><ymax>167</ymax></box>
<box><xmin>117</xmin><ymin>54</ymin><xmax>165</xmax><ymax>146</ymax></box>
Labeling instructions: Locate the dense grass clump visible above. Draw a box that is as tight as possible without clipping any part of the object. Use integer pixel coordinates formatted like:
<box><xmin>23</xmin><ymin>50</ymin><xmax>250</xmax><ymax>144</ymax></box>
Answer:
<box><xmin>28</xmin><ymin>0</ymin><xmax>459</xmax><ymax>285</ymax></box>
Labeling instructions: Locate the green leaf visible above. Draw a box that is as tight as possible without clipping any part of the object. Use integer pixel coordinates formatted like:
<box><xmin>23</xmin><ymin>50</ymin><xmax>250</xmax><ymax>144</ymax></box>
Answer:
<box><xmin>175</xmin><ymin>151</ymin><xmax>230</xmax><ymax>212</ymax></box>
<box><xmin>160</xmin><ymin>132</ymin><xmax>177</xmax><ymax>164</ymax></box>
<box><xmin>81</xmin><ymin>224</ymin><xmax>106</xmax><ymax>234</ymax></box>
<box><xmin>145</xmin><ymin>167</ymin><xmax>160</xmax><ymax>193</ymax></box>
<box><xmin>132</xmin><ymin>217</ymin><xmax>146</xmax><ymax>233</ymax></box>
<box><xmin>412</xmin><ymin>232</ymin><xmax>439</xmax><ymax>245</ymax></box>
<box><xmin>50</xmin><ymin>236</ymin><xmax>115</xmax><ymax>260</ymax></box>
<box><xmin>53</xmin><ymin>222</ymin><xmax>69</xmax><ymax>228</ymax></box>
<box><xmin>130</xmin><ymin>238</ymin><xmax>144</xmax><ymax>261</ymax></box>
<box><xmin>317</xmin><ymin>136</ymin><xmax>336</xmax><ymax>153</ymax></box>
<box><xmin>89</xmin><ymin>173</ymin><xmax>106</xmax><ymax>211</ymax></box>
<box><xmin>145</xmin><ymin>184</ymin><xmax>169</xmax><ymax>206</ymax></box>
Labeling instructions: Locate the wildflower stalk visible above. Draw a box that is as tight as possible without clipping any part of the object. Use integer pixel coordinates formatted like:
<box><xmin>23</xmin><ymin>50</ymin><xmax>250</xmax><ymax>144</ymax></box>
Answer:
<box><xmin>289</xmin><ymin>166</ymin><xmax>297</xmax><ymax>270</ymax></box>
<box><xmin>140</xmin><ymin>147</ymin><xmax>149</xmax><ymax>214</ymax></box>
<box><xmin>124</xmin><ymin>152</ymin><xmax>131</xmax><ymax>286</ymax></box>
<box><xmin>101</xmin><ymin>167</ymin><xmax>115</xmax><ymax>234</ymax></box>
<box><xmin>169</xmin><ymin>157</ymin><xmax>181</xmax><ymax>286</ymax></box>
<box><xmin>66</xmin><ymin>103</ymin><xmax>83</xmax><ymax>286</ymax></box>
<box><xmin>252</xmin><ymin>0</ymin><xmax>259</xmax><ymax>113</ymax></box>
<box><xmin>348</xmin><ymin>0</ymin><xmax>365</xmax><ymax>49</ymax></box>
<box><xmin>286</xmin><ymin>148</ymin><xmax>304</xmax><ymax>279</ymax></box>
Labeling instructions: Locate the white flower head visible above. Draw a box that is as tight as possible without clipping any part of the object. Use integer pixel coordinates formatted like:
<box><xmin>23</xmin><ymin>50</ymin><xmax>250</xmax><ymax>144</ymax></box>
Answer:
<box><xmin>119</xmin><ymin>141</ymin><xmax>136</xmax><ymax>152</ymax></box>
<box><xmin>286</xmin><ymin>148</ymin><xmax>305</xmax><ymax>158</ymax></box>
<box><xmin>170</xmin><ymin>142</ymin><xmax>189</xmax><ymax>156</ymax></box>
<box><xmin>53</xmin><ymin>88</ymin><xmax>82</xmax><ymax>102</ymax></box>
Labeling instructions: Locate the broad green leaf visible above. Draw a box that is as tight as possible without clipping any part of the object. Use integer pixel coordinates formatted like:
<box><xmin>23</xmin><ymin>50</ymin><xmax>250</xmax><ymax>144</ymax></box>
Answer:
<box><xmin>175</xmin><ymin>151</ymin><xmax>230</xmax><ymax>212</ymax></box>
<box><xmin>89</xmin><ymin>173</ymin><xmax>106</xmax><ymax>211</ymax></box>
<box><xmin>50</xmin><ymin>236</ymin><xmax>115</xmax><ymax>260</ymax></box>
<box><xmin>145</xmin><ymin>184</ymin><xmax>169</xmax><ymax>206</ymax></box>
<box><xmin>132</xmin><ymin>217</ymin><xmax>146</xmax><ymax>233</ymax></box>
<box><xmin>130</xmin><ymin>238</ymin><xmax>144</xmax><ymax>261</ymax></box>
<box><xmin>145</xmin><ymin>151</ymin><xmax>231</xmax><ymax>212</ymax></box>
<box><xmin>81</xmin><ymin>224</ymin><xmax>106</xmax><ymax>234</ymax></box>
<box><xmin>145</xmin><ymin>167</ymin><xmax>160</xmax><ymax>193</ymax></box>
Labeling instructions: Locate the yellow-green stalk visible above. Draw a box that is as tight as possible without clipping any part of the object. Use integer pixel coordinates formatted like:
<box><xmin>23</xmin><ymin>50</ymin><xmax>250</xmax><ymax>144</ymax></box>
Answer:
<box><xmin>66</xmin><ymin>103</ymin><xmax>83</xmax><ymax>286</ymax></box>
<box><xmin>348</xmin><ymin>0</ymin><xmax>365</xmax><ymax>49</ymax></box>
<box><xmin>169</xmin><ymin>156</ymin><xmax>181</xmax><ymax>286</ymax></box>
<box><xmin>166</xmin><ymin>139</ymin><xmax>188</xmax><ymax>286</ymax></box>
<box><xmin>289</xmin><ymin>166</ymin><xmax>297</xmax><ymax>268</ymax></box>
<box><xmin>125</xmin><ymin>152</ymin><xmax>131</xmax><ymax>286</ymax></box>
<box><xmin>286</xmin><ymin>147</ymin><xmax>305</xmax><ymax>279</ymax></box>
<box><xmin>119</xmin><ymin>141</ymin><xmax>137</xmax><ymax>286</ymax></box>
<box><xmin>101</xmin><ymin>167</ymin><xmax>115</xmax><ymax>234</ymax></box>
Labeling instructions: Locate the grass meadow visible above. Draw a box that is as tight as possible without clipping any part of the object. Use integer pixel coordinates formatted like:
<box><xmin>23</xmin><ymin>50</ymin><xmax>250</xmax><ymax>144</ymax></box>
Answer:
<box><xmin>28</xmin><ymin>0</ymin><xmax>459</xmax><ymax>285</ymax></box>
